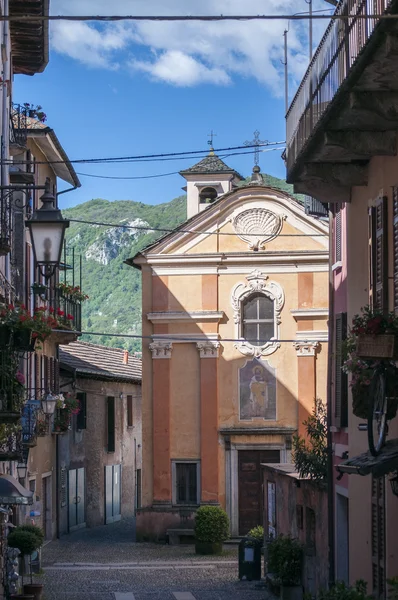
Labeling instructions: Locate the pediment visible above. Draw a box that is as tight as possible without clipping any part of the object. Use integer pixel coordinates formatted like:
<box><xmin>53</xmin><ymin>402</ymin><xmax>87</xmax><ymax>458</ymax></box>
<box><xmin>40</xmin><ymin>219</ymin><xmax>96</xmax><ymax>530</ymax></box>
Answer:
<box><xmin>143</xmin><ymin>186</ymin><xmax>328</xmax><ymax>257</ymax></box>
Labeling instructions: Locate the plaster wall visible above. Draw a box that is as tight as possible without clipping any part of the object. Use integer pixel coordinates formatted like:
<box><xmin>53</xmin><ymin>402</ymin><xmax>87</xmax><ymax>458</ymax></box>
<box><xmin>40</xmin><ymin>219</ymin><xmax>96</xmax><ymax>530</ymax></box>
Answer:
<box><xmin>348</xmin><ymin>154</ymin><xmax>398</xmax><ymax>584</ymax></box>
<box><xmin>58</xmin><ymin>376</ymin><xmax>142</xmax><ymax>533</ymax></box>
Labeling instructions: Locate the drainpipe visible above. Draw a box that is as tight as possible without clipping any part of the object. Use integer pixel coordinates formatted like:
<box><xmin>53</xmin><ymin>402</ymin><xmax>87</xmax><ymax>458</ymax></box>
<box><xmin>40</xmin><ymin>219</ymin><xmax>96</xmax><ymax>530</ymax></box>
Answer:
<box><xmin>2</xmin><ymin>0</ymin><xmax>9</xmax><ymax>279</ymax></box>
<box><xmin>327</xmin><ymin>207</ymin><xmax>335</xmax><ymax>587</ymax></box>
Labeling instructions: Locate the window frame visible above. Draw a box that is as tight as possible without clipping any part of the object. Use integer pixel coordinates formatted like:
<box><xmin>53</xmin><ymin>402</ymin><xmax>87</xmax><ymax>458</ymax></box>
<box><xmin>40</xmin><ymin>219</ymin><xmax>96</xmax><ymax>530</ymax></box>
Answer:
<box><xmin>172</xmin><ymin>460</ymin><xmax>200</xmax><ymax>506</ymax></box>
<box><xmin>241</xmin><ymin>292</ymin><xmax>275</xmax><ymax>348</ymax></box>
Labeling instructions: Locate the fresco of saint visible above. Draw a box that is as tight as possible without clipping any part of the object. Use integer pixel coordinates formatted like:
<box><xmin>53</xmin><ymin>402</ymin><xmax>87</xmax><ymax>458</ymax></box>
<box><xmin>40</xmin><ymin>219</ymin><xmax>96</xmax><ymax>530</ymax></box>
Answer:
<box><xmin>239</xmin><ymin>358</ymin><xmax>276</xmax><ymax>420</ymax></box>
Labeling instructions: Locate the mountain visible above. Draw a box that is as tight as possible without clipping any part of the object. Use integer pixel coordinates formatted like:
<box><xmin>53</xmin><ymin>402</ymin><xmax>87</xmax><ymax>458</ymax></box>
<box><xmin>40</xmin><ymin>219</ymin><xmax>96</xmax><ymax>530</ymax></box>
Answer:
<box><xmin>63</xmin><ymin>174</ymin><xmax>302</xmax><ymax>352</ymax></box>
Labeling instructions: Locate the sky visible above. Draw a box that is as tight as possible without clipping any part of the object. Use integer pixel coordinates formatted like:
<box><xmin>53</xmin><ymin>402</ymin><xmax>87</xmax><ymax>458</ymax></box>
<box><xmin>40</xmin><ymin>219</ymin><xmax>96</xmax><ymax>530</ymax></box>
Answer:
<box><xmin>13</xmin><ymin>0</ymin><xmax>332</xmax><ymax>210</ymax></box>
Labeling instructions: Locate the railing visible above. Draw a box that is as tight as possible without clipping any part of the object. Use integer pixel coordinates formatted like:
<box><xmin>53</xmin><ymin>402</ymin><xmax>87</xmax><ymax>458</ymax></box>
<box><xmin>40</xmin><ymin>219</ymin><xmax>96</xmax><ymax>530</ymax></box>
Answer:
<box><xmin>286</xmin><ymin>0</ymin><xmax>394</xmax><ymax>172</ymax></box>
<box><xmin>10</xmin><ymin>103</ymin><xmax>28</xmax><ymax>148</ymax></box>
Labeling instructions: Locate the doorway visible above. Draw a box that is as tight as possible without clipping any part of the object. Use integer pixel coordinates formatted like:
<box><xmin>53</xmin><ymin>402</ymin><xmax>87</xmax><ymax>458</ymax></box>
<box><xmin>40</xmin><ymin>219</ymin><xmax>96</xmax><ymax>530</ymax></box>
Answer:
<box><xmin>68</xmin><ymin>468</ymin><xmax>86</xmax><ymax>532</ymax></box>
<box><xmin>238</xmin><ymin>449</ymin><xmax>280</xmax><ymax>535</ymax></box>
<box><xmin>105</xmin><ymin>464</ymin><xmax>121</xmax><ymax>524</ymax></box>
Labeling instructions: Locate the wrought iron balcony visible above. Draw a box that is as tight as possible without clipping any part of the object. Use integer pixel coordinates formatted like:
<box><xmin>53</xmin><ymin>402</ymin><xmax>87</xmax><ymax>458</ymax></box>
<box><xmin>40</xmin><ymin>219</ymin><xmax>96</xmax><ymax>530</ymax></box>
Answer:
<box><xmin>286</xmin><ymin>0</ymin><xmax>396</xmax><ymax>180</ymax></box>
<box><xmin>10</xmin><ymin>103</ymin><xmax>28</xmax><ymax>149</ymax></box>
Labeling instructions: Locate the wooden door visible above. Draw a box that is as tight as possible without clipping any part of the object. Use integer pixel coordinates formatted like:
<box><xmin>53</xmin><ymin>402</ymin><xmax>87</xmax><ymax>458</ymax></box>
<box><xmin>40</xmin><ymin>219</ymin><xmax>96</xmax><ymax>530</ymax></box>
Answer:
<box><xmin>238</xmin><ymin>450</ymin><xmax>280</xmax><ymax>535</ymax></box>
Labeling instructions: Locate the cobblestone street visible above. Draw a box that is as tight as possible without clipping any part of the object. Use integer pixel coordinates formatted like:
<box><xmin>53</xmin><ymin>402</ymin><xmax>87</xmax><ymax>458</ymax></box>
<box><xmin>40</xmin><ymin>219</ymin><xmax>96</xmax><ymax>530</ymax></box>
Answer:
<box><xmin>39</xmin><ymin>520</ymin><xmax>270</xmax><ymax>600</ymax></box>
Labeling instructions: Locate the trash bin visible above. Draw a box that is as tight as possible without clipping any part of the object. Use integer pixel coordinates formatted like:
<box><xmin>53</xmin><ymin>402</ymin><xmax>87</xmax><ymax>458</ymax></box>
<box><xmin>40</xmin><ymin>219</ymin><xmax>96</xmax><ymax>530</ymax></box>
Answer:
<box><xmin>238</xmin><ymin>537</ymin><xmax>262</xmax><ymax>581</ymax></box>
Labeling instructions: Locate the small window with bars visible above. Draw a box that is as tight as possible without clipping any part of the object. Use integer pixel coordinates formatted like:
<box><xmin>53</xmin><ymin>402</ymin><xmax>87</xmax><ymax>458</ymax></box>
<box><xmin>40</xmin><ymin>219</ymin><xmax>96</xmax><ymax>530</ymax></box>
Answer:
<box><xmin>107</xmin><ymin>397</ymin><xmax>115</xmax><ymax>453</ymax></box>
<box><xmin>76</xmin><ymin>393</ymin><xmax>87</xmax><ymax>430</ymax></box>
<box><xmin>127</xmin><ymin>395</ymin><xmax>133</xmax><ymax>427</ymax></box>
<box><xmin>174</xmin><ymin>462</ymin><xmax>199</xmax><ymax>505</ymax></box>
<box><xmin>242</xmin><ymin>293</ymin><xmax>275</xmax><ymax>347</ymax></box>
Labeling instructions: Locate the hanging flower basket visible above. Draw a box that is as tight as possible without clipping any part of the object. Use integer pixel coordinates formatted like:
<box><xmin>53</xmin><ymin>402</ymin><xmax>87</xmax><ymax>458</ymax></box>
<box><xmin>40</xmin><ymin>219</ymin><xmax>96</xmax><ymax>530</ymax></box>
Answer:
<box><xmin>31</xmin><ymin>283</ymin><xmax>47</xmax><ymax>297</ymax></box>
<box><xmin>13</xmin><ymin>329</ymin><xmax>35</xmax><ymax>352</ymax></box>
<box><xmin>0</xmin><ymin>324</ymin><xmax>12</xmax><ymax>347</ymax></box>
<box><xmin>356</xmin><ymin>334</ymin><xmax>398</xmax><ymax>360</ymax></box>
<box><xmin>352</xmin><ymin>378</ymin><xmax>398</xmax><ymax>420</ymax></box>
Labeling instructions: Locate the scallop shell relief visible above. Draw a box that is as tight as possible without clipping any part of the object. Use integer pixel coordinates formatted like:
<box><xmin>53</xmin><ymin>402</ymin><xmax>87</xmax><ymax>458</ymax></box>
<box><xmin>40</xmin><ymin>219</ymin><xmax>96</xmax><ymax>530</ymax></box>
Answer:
<box><xmin>232</xmin><ymin>208</ymin><xmax>282</xmax><ymax>250</ymax></box>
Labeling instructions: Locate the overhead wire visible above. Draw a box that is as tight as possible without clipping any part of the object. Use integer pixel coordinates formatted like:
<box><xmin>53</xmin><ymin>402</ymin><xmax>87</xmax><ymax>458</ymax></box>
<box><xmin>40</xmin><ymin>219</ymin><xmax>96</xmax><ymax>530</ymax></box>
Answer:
<box><xmin>68</xmin><ymin>217</ymin><xmax>328</xmax><ymax>237</ymax></box>
<box><xmin>0</xmin><ymin>13</ymin><xmax>397</xmax><ymax>21</ymax></box>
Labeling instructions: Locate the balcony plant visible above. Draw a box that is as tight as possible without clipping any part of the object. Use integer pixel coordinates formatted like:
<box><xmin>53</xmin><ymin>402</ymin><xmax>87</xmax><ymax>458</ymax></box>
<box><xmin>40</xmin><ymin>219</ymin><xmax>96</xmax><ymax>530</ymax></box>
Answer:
<box><xmin>52</xmin><ymin>393</ymin><xmax>80</xmax><ymax>433</ymax></box>
<box><xmin>343</xmin><ymin>306</ymin><xmax>398</xmax><ymax>419</ymax></box>
<box><xmin>23</xmin><ymin>103</ymin><xmax>47</xmax><ymax>123</ymax></box>
<box><xmin>194</xmin><ymin>505</ymin><xmax>229</xmax><ymax>555</ymax></box>
<box><xmin>267</xmin><ymin>534</ymin><xmax>303</xmax><ymax>600</ymax></box>
<box><xmin>56</xmin><ymin>282</ymin><xmax>89</xmax><ymax>302</ymax></box>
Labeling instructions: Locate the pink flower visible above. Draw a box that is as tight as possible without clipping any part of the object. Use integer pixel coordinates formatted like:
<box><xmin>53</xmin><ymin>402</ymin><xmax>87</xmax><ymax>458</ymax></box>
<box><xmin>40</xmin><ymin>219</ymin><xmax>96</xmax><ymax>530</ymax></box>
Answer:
<box><xmin>16</xmin><ymin>371</ymin><xmax>25</xmax><ymax>385</ymax></box>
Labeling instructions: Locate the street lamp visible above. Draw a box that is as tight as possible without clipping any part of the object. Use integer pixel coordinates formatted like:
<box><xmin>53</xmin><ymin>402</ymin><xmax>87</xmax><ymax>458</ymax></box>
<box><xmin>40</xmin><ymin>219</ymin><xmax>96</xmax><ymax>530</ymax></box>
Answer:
<box><xmin>41</xmin><ymin>392</ymin><xmax>57</xmax><ymax>416</ymax></box>
<box><xmin>16</xmin><ymin>462</ymin><xmax>27</xmax><ymax>481</ymax></box>
<box><xmin>25</xmin><ymin>178</ymin><xmax>69</xmax><ymax>280</ymax></box>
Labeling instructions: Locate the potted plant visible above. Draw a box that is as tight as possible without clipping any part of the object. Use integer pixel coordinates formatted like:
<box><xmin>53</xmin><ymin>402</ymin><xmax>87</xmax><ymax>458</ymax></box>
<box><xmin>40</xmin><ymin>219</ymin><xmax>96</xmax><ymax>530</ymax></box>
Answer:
<box><xmin>343</xmin><ymin>306</ymin><xmax>398</xmax><ymax>419</ymax></box>
<box><xmin>56</xmin><ymin>282</ymin><xmax>89</xmax><ymax>302</ymax></box>
<box><xmin>23</xmin><ymin>103</ymin><xmax>47</xmax><ymax>123</ymax></box>
<box><xmin>7</xmin><ymin>528</ymin><xmax>41</xmax><ymax>597</ymax></box>
<box><xmin>247</xmin><ymin>525</ymin><xmax>264</xmax><ymax>547</ymax></box>
<box><xmin>30</xmin><ymin>283</ymin><xmax>47</xmax><ymax>299</ymax></box>
<box><xmin>267</xmin><ymin>535</ymin><xmax>303</xmax><ymax>600</ymax></box>
<box><xmin>20</xmin><ymin>526</ymin><xmax>44</xmax><ymax>600</ymax></box>
<box><xmin>194</xmin><ymin>506</ymin><xmax>229</xmax><ymax>555</ymax></box>
<box><xmin>52</xmin><ymin>394</ymin><xmax>80</xmax><ymax>433</ymax></box>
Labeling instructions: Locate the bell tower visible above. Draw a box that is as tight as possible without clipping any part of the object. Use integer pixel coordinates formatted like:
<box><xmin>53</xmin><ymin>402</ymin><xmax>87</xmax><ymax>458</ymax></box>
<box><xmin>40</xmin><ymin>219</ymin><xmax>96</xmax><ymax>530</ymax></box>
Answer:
<box><xmin>179</xmin><ymin>140</ymin><xmax>244</xmax><ymax>219</ymax></box>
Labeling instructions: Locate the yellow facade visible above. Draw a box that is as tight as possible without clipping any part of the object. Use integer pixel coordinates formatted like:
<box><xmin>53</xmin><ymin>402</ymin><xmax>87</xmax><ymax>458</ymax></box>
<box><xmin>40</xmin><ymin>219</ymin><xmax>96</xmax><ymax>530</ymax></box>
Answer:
<box><xmin>132</xmin><ymin>173</ymin><xmax>329</xmax><ymax>538</ymax></box>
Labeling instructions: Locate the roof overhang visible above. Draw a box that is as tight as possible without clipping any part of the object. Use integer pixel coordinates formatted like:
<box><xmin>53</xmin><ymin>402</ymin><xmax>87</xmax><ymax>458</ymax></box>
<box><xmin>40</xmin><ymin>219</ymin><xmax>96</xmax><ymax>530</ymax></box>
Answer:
<box><xmin>60</xmin><ymin>361</ymin><xmax>141</xmax><ymax>384</ymax></box>
<box><xmin>27</xmin><ymin>128</ymin><xmax>81</xmax><ymax>187</ymax></box>
<box><xmin>10</xmin><ymin>0</ymin><xmax>49</xmax><ymax>75</ymax></box>
<box><xmin>336</xmin><ymin>439</ymin><xmax>398</xmax><ymax>478</ymax></box>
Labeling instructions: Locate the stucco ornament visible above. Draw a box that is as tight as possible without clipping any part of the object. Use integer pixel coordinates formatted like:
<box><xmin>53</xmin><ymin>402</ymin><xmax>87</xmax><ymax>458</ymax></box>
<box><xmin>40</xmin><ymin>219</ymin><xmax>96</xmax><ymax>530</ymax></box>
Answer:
<box><xmin>231</xmin><ymin>208</ymin><xmax>283</xmax><ymax>250</ymax></box>
<box><xmin>196</xmin><ymin>341</ymin><xmax>220</xmax><ymax>358</ymax></box>
<box><xmin>293</xmin><ymin>341</ymin><xmax>320</xmax><ymax>357</ymax></box>
<box><xmin>149</xmin><ymin>341</ymin><xmax>173</xmax><ymax>359</ymax></box>
<box><xmin>231</xmin><ymin>270</ymin><xmax>285</xmax><ymax>358</ymax></box>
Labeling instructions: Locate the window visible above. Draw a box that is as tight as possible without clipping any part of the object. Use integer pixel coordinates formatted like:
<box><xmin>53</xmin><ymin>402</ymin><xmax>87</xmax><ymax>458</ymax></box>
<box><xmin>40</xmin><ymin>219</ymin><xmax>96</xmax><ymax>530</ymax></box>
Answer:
<box><xmin>173</xmin><ymin>462</ymin><xmax>199</xmax><ymax>505</ymax></box>
<box><xmin>127</xmin><ymin>395</ymin><xmax>133</xmax><ymax>427</ymax></box>
<box><xmin>76</xmin><ymin>393</ymin><xmax>87</xmax><ymax>430</ymax></box>
<box><xmin>199</xmin><ymin>187</ymin><xmax>217</xmax><ymax>204</ymax></box>
<box><xmin>335</xmin><ymin>313</ymin><xmax>348</xmax><ymax>428</ymax></box>
<box><xmin>335</xmin><ymin>206</ymin><xmax>342</xmax><ymax>263</ymax></box>
<box><xmin>242</xmin><ymin>293</ymin><xmax>274</xmax><ymax>346</ymax></box>
<box><xmin>107</xmin><ymin>397</ymin><xmax>115</xmax><ymax>453</ymax></box>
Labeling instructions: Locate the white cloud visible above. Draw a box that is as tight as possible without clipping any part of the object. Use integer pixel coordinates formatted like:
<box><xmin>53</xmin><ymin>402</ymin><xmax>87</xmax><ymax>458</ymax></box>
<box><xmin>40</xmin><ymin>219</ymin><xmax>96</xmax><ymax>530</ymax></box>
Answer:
<box><xmin>131</xmin><ymin>50</ymin><xmax>231</xmax><ymax>86</ymax></box>
<box><xmin>50</xmin><ymin>0</ymin><xmax>333</xmax><ymax>93</ymax></box>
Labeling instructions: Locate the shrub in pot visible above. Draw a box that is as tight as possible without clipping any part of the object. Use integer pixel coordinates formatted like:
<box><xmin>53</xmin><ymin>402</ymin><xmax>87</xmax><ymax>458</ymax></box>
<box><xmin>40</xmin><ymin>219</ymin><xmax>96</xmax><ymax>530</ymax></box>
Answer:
<box><xmin>247</xmin><ymin>525</ymin><xmax>264</xmax><ymax>546</ymax></box>
<box><xmin>267</xmin><ymin>534</ymin><xmax>303</xmax><ymax>600</ymax></box>
<box><xmin>19</xmin><ymin>526</ymin><xmax>44</xmax><ymax>598</ymax></box>
<box><xmin>7</xmin><ymin>528</ymin><xmax>41</xmax><ymax>594</ymax></box>
<box><xmin>194</xmin><ymin>505</ymin><xmax>229</xmax><ymax>555</ymax></box>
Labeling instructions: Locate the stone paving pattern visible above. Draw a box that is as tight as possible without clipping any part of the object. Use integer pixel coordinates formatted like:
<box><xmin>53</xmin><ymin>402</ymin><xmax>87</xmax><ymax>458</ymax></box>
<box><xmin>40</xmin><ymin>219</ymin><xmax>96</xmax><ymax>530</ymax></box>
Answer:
<box><xmin>39</xmin><ymin>520</ymin><xmax>272</xmax><ymax>600</ymax></box>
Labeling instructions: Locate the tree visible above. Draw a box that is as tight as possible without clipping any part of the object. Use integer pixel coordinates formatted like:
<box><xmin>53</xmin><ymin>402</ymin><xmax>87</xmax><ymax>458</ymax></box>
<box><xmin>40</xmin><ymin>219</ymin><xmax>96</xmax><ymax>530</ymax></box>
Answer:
<box><xmin>292</xmin><ymin>398</ymin><xmax>327</xmax><ymax>482</ymax></box>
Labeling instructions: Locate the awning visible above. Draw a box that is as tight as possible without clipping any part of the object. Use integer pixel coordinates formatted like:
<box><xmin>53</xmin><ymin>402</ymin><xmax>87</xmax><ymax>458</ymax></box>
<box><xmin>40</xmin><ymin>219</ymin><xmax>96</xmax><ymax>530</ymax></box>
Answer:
<box><xmin>0</xmin><ymin>475</ymin><xmax>34</xmax><ymax>505</ymax></box>
<box><xmin>336</xmin><ymin>439</ymin><xmax>398</xmax><ymax>478</ymax></box>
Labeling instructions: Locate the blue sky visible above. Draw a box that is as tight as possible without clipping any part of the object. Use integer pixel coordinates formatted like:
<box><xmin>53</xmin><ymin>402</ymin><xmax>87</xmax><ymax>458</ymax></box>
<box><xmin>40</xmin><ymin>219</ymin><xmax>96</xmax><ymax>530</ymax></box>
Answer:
<box><xmin>13</xmin><ymin>1</ymin><xmax>331</xmax><ymax>210</ymax></box>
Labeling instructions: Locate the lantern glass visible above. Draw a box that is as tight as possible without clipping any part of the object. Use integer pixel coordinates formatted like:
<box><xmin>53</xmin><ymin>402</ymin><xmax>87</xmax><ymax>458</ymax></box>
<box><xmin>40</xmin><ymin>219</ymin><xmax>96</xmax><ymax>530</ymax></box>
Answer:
<box><xmin>41</xmin><ymin>393</ymin><xmax>57</xmax><ymax>415</ymax></box>
<box><xmin>28</xmin><ymin>221</ymin><xmax>66</xmax><ymax>266</ymax></box>
<box><xmin>17</xmin><ymin>462</ymin><xmax>27</xmax><ymax>480</ymax></box>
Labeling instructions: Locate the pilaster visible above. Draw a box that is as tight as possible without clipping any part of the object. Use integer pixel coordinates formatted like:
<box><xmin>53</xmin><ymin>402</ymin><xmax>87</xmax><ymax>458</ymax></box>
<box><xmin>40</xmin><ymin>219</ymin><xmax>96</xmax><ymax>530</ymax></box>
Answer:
<box><xmin>150</xmin><ymin>341</ymin><xmax>173</xmax><ymax>504</ymax></box>
<box><xmin>197</xmin><ymin>341</ymin><xmax>219</xmax><ymax>503</ymax></box>
<box><xmin>293</xmin><ymin>341</ymin><xmax>319</xmax><ymax>436</ymax></box>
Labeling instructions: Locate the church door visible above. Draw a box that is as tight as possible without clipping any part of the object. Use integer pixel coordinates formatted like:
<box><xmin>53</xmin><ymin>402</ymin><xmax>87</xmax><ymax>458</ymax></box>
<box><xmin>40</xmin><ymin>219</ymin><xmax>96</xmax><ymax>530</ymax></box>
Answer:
<box><xmin>238</xmin><ymin>449</ymin><xmax>280</xmax><ymax>535</ymax></box>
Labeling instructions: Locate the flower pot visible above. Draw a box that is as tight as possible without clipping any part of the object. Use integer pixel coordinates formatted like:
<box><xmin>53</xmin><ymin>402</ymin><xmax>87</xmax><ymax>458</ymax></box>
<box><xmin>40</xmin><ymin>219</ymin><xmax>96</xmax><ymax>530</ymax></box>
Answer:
<box><xmin>23</xmin><ymin>584</ymin><xmax>44</xmax><ymax>600</ymax></box>
<box><xmin>357</xmin><ymin>334</ymin><xmax>398</xmax><ymax>360</ymax></box>
<box><xmin>0</xmin><ymin>324</ymin><xmax>12</xmax><ymax>347</ymax></box>
<box><xmin>280</xmin><ymin>585</ymin><xmax>303</xmax><ymax>600</ymax></box>
<box><xmin>13</xmin><ymin>329</ymin><xmax>35</xmax><ymax>351</ymax></box>
<box><xmin>195</xmin><ymin>541</ymin><xmax>223</xmax><ymax>555</ymax></box>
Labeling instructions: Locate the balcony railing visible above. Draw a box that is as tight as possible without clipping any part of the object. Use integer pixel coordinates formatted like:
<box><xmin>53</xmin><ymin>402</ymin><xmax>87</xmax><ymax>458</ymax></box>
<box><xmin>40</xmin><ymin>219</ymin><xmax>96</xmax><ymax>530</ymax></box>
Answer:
<box><xmin>286</xmin><ymin>0</ymin><xmax>393</xmax><ymax>173</ymax></box>
<box><xmin>10</xmin><ymin>103</ymin><xmax>28</xmax><ymax>148</ymax></box>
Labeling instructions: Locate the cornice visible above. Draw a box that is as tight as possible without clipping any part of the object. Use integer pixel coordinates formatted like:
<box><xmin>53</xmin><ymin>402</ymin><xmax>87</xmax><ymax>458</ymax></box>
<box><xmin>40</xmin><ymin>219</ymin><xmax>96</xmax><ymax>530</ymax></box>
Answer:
<box><xmin>219</xmin><ymin>427</ymin><xmax>296</xmax><ymax>436</ymax></box>
<box><xmin>291</xmin><ymin>308</ymin><xmax>329</xmax><ymax>318</ymax></box>
<box><xmin>147</xmin><ymin>311</ymin><xmax>224</xmax><ymax>323</ymax></box>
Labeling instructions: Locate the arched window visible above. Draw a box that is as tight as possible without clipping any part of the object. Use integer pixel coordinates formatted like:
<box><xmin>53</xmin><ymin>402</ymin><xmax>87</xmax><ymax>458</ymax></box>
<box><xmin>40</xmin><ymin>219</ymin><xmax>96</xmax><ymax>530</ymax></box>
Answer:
<box><xmin>199</xmin><ymin>187</ymin><xmax>218</xmax><ymax>204</ymax></box>
<box><xmin>242</xmin><ymin>293</ymin><xmax>275</xmax><ymax>346</ymax></box>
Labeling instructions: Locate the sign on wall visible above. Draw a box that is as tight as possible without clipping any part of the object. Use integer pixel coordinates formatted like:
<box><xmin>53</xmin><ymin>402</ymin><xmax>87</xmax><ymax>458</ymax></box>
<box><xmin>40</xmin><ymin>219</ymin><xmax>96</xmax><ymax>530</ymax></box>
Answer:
<box><xmin>239</xmin><ymin>358</ymin><xmax>276</xmax><ymax>420</ymax></box>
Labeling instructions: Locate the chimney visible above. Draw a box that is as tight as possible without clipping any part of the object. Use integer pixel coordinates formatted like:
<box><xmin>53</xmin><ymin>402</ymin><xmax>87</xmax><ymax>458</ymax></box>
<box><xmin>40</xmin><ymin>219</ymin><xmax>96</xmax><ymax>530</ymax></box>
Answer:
<box><xmin>123</xmin><ymin>350</ymin><xmax>129</xmax><ymax>365</ymax></box>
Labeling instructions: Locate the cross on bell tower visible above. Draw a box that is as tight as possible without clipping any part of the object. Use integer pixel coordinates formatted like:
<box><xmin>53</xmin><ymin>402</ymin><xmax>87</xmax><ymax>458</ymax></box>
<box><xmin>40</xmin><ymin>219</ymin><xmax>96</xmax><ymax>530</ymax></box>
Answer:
<box><xmin>244</xmin><ymin>130</ymin><xmax>268</xmax><ymax>168</ymax></box>
<box><xmin>207</xmin><ymin>130</ymin><xmax>217</xmax><ymax>155</ymax></box>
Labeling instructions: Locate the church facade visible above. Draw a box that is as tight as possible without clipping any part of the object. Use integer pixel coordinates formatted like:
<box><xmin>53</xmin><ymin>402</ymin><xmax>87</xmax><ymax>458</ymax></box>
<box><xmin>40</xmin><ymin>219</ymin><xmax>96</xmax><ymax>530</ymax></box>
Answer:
<box><xmin>128</xmin><ymin>153</ymin><xmax>329</xmax><ymax>538</ymax></box>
